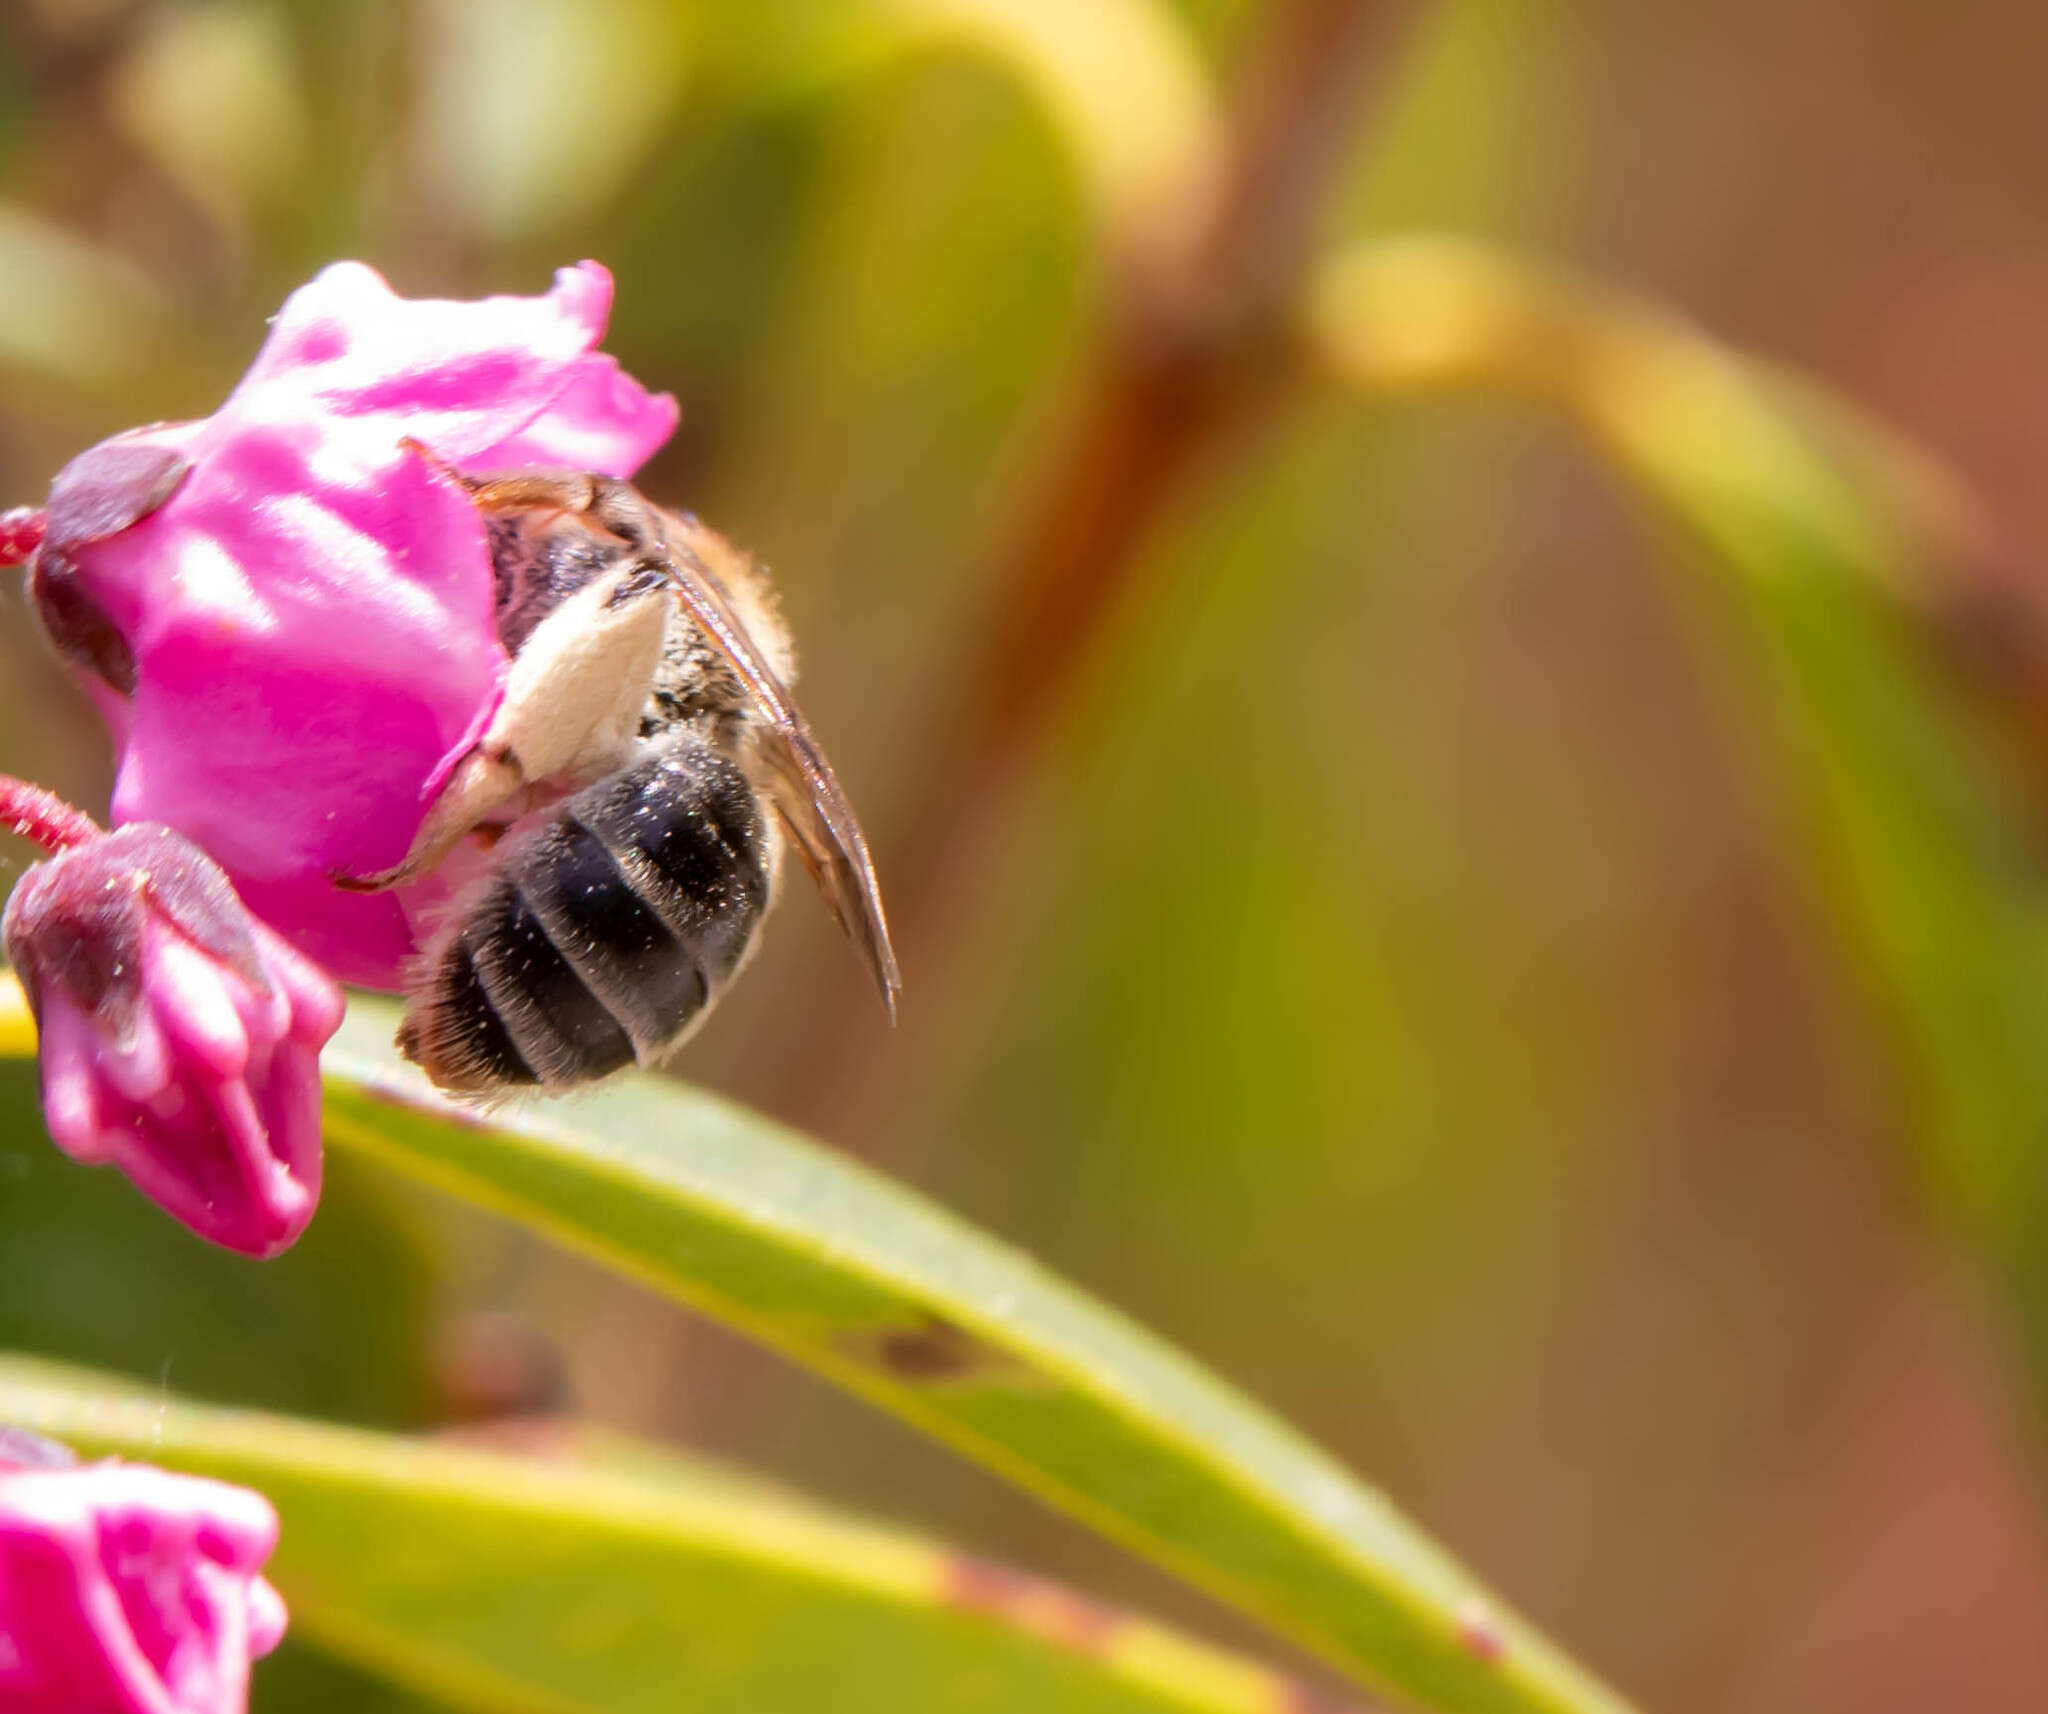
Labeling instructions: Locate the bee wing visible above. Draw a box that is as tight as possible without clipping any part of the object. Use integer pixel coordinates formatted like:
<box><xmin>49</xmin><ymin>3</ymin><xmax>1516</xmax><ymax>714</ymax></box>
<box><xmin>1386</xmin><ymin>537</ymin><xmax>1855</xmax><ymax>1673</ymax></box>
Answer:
<box><xmin>657</xmin><ymin>514</ymin><xmax>902</xmax><ymax>1020</ymax></box>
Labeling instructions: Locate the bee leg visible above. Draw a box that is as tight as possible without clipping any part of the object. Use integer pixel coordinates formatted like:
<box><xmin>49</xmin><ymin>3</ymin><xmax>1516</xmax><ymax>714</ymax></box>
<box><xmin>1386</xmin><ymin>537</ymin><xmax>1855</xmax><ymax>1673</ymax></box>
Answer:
<box><xmin>334</xmin><ymin>559</ymin><xmax>672</xmax><ymax>893</ymax></box>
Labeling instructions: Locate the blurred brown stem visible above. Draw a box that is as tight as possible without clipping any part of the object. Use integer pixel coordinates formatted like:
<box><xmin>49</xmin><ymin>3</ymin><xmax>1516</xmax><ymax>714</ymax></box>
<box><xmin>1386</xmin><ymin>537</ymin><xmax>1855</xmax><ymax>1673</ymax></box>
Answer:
<box><xmin>782</xmin><ymin>0</ymin><xmax>1408</xmax><ymax>1146</ymax></box>
<box><xmin>932</xmin><ymin>0</ymin><xmax>1398</xmax><ymax>873</ymax></box>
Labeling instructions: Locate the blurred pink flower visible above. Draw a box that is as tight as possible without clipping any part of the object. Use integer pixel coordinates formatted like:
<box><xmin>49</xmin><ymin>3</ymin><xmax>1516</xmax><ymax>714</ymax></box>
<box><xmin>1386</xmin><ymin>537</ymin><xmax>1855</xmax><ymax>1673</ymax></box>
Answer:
<box><xmin>28</xmin><ymin>262</ymin><xmax>677</xmax><ymax>986</ymax></box>
<box><xmin>0</xmin><ymin>1443</ymin><xmax>285</xmax><ymax>1714</ymax></box>
<box><xmin>2</xmin><ymin>822</ymin><xmax>343</xmax><ymax>1258</ymax></box>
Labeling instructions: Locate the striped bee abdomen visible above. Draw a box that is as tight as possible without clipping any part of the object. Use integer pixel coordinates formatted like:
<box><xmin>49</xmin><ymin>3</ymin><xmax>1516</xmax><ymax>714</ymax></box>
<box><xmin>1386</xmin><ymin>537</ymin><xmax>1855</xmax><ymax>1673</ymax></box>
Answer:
<box><xmin>399</xmin><ymin>741</ymin><xmax>774</xmax><ymax>1093</ymax></box>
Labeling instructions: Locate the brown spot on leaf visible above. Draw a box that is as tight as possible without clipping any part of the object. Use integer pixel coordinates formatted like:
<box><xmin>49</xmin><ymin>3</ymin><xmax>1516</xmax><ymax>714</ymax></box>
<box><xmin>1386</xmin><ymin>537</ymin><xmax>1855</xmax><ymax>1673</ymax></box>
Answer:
<box><xmin>945</xmin><ymin>1556</ymin><xmax>1124</xmax><ymax>1654</ymax></box>
<box><xmin>1277</xmin><ymin>1690</ymin><xmax>1340</xmax><ymax>1714</ymax></box>
<box><xmin>840</xmin><ymin>1313</ymin><xmax>1035</xmax><ymax>1386</ymax></box>
<box><xmin>947</xmin><ymin>1557</ymin><xmax>1382</xmax><ymax>1714</ymax></box>
<box><xmin>1276</xmin><ymin>1685</ymin><xmax>1380</xmax><ymax>1714</ymax></box>
<box><xmin>1457</xmin><ymin>1599</ymin><xmax>1507</xmax><ymax>1666</ymax></box>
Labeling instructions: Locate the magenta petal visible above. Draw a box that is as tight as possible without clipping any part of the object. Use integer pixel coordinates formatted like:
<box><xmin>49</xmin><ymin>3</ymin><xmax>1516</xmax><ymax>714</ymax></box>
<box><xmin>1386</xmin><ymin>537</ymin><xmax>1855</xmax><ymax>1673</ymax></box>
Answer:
<box><xmin>100</xmin><ymin>429</ymin><xmax>504</xmax><ymax>912</ymax></box>
<box><xmin>245</xmin><ymin>1581</ymin><xmax>287</xmax><ymax>1659</ymax></box>
<box><xmin>233</xmin><ymin>260</ymin><xmax>624</xmax><ymax>463</ymax></box>
<box><xmin>3</xmin><ymin>825</ymin><xmax>344</xmax><ymax>1257</ymax></box>
<box><xmin>34</xmin><ymin>1002</ymin><xmax>111</xmax><ymax>1163</ymax></box>
<box><xmin>225</xmin><ymin>877</ymin><xmax>425</xmax><ymax>992</ymax></box>
<box><xmin>29</xmin><ymin>259</ymin><xmax>676</xmax><ymax>988</ymax></box>
<box><xmin>0</xmin><ymin>1461</ymin><xmax>285</xmax><ymax>1714</ymax></box>
<box><xmin>469</xmin><ymin>353</ymin><xmax>679</xmax><ymax>478</ymax></box>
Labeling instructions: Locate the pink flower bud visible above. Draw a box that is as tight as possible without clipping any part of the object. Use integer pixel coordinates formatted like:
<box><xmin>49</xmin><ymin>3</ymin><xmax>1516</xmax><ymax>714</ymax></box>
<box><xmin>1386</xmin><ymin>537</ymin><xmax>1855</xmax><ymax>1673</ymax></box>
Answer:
<box><xmin>3</xmin><ymin>824</ymin><xmax>344</xmax><ymax>1258</ymax></box>
<box><xmin>0</xmin><ymin>1439</ymin><xmax>285</xmax><ymax>1714</ymax></box>
<box><xmin>27</xmin><ymin>262</ymin><xmax>677</xmax><ymax>988</ymax></box>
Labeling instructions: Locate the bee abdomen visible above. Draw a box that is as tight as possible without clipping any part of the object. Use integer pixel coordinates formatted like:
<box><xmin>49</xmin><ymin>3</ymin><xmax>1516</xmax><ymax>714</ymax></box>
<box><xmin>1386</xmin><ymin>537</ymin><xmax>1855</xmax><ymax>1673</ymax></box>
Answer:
<box><xmin>511</xmin><ymin>814</ymin><xmax>708</xmax><ymax>1055</ymax></box>
<box><xmin>401</xmin><ymin>742</ymin><xmax>773</xmax><ymax>1094</ymax></box>
<box><xmin>569</xmin><ymin>745</ymin><xmax>771</xmax><ymax>984</ymax></box>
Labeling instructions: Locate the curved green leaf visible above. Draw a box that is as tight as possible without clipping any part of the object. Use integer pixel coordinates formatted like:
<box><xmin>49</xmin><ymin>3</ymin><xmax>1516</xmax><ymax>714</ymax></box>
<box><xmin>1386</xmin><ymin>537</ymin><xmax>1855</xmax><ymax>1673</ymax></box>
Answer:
<box><xmin>0</xmin><ymin>975</ymin><xmax>1632</xmax><ymax>1712</ymax></box>
<box><xmin>289</xmin><ymin>997</ymin><xmax>1623</xmax><ymax>1714</ymax></box>
<box><xmin>0</xmin><ymin>1355</ymin><xmax>1342</xmax><ymax>1714</ymax></box>
<box><xmin>0</xmin><ymin>1057</ymin><xmax>438</xmax><ymax>1429</ymax></box>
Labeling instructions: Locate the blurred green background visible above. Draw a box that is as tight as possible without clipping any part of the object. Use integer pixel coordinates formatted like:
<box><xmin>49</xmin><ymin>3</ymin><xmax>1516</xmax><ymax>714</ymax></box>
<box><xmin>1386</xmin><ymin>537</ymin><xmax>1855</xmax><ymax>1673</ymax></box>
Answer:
<box><xmin>4</xmin><ymin>1</ymin><xmax>2048</xmax><ymax>1709</ymax></box>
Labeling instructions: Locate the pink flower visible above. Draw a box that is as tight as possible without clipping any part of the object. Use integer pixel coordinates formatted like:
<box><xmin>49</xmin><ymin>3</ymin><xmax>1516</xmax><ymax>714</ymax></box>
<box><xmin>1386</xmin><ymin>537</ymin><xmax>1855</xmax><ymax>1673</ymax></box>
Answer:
<box><xmin>0</xmin><ymin>1438</ymin><xmax>285</xmax><ymax>1714</ymax></box>
<box><xmin>27</xmin><ymin>262</ymin><xmax>677</xmax><ymax>987</ymax></box>
<box><xmin>2</xmin><ymin>821</ymin><xmax>344</xmax><ymax>1258</ymax></box>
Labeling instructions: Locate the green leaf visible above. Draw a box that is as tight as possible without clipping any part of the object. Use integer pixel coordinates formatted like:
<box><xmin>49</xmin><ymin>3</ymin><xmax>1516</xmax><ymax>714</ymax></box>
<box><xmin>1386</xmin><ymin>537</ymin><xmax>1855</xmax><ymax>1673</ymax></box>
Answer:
<box><xmin>0</xmin><ymin>1057</ymin><xmax>439</xmax><ymax>1429</ymax></box>
<box><xmin>301</xmin><ymin>998</ymin><xmax>1629</xmax><ymax>1714</ymax></box>
<box><xmin>0</xmin><ymin>968</ymin><xmax>1628</xmax><ymax>1710</ymax></box>
<box><xmin>0</xmin><ymin>1355</ymin><xmax>1350</xmax><ymax>1714</ymax></box>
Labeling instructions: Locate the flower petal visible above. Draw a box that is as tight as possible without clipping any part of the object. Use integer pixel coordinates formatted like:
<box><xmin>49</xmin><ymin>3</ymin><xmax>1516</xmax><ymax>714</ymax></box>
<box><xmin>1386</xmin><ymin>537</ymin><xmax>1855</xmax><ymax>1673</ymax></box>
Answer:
<box><xmin>4</xmin><ymin>825</ymin><xmax>342</xmax><ymax>1255</ymax></box>
<box><xmin>468</xmin><ymin>353</ymin><xmax>679</xmax><ymax>478</ymax></box>
<box><xmin>0</xmin><ymin>1461</ymin><xmax>284</xmax><ymax>1714</ymax></box>
<box><xmin>94</xmin><ymin>430</ymin><xmax>505</xmax><ymax>976</ymax></box>
<box><xmin>31</xmin><ymin>260</ymin><xmax>676</xmax><ymax>990</ymax></box>
<box><xmin>232</xmin><ymin>260</ymin><xmax>629</xmax><ymax>464</ymax></box>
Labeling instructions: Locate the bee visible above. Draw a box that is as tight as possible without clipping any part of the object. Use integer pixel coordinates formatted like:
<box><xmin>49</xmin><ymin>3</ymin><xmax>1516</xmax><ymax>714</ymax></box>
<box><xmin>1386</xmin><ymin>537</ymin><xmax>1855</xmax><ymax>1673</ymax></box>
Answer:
<box><xmin>338</xmin><ymin>451</ymin><xmax>899</xmax><ymax>1095</ymax></box>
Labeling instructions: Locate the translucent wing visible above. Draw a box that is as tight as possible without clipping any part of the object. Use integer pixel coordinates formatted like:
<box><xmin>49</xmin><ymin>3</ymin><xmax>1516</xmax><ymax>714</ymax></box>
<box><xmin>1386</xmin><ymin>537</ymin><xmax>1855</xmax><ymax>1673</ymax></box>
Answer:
<box><xmin>656</xmin><ymin>512</ymin><xmax>902</xmax><ymax>1021</ymax></box>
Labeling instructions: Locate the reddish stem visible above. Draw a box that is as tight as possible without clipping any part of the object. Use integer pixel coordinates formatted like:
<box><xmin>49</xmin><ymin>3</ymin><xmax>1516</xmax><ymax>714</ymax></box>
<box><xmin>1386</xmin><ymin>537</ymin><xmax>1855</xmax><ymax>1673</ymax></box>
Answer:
<box><xmin>0</xmin><ymin>777</ymin><xmax>101</xmax><ymax>855</ymax></box>
<box><xmin>0</xmin><ymin>508</ymin><xmax>46</xmax><ymax>568</ymax></box>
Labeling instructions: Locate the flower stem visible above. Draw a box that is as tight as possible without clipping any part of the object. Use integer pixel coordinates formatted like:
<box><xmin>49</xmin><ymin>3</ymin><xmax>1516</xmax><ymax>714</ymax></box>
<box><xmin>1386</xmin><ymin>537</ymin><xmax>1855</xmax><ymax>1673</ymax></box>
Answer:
<box><xmin>0</xmin><ymin>508</ymin><xmax>45</xmax><ymax>568</ymax></box>
<box><xmin>0</xmin><ymin>777</ymin><xmax>101</xmax><ymax>855</ymax></box>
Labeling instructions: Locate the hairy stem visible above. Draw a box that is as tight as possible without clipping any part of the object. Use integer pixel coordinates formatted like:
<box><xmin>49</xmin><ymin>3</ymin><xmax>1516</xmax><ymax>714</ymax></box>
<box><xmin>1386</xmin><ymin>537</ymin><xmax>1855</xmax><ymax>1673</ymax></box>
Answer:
<box><xmin>0</xmin><ymin>776</ymin><xmax>101</xmax><ymax>856</ymax></box>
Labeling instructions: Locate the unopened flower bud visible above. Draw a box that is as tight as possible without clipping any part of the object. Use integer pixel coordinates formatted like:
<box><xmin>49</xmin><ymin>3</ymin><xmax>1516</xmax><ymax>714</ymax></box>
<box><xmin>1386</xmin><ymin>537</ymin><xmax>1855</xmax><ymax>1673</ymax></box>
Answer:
<box><xmin>2</xmin><ymin>823</ymin><xmax>343</xmax><ymax>1258</ymax></box>
<box><xmin>0</xmin><ymin>1443</ymin><xmax>285</xmax><ymax>1713</ymax></box>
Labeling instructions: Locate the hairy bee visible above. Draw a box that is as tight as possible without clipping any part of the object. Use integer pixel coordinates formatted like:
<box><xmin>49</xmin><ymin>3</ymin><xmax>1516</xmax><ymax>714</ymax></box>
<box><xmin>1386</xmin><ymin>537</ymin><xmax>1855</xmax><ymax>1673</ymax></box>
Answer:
<box><xmin>340</xmin><ymin>454</ymin><xmax>899</xmax><ymax>1095</ymax></box>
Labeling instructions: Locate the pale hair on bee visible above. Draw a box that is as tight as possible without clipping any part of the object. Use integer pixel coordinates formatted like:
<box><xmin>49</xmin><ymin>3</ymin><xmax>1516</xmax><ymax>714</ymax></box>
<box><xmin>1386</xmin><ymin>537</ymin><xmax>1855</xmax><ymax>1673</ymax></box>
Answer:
<box><xmin>338</xmin><ymin>445</ymin><xmax>900</xmax><ymax>1096</ymax></box>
